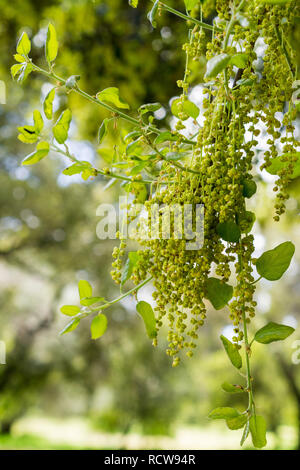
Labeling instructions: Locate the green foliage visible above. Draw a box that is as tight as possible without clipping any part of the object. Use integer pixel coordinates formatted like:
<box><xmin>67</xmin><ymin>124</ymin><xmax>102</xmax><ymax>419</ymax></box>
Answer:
<box><xmin>9</xmin><ymin>0</ymin><xmax>300</xmax><ymax>449</ymax></box>
<box><xmin>249</xmin><ymin>415</ymin><xmax>267</xmax><ymax>449</ymax></box>
<box><xmin>136</xmin><ymin>301</ymin><xmax>157</xmax><ymax>339</ymax></box>
<box><xmin>220</xmin><ymin>336</ymin><xmax>242</xmax><ymax>370</ymax></box>
<box><xmin>60</xmin><ymin>305</ymin><xmax>81</xmax><ymax>316</ymax></box>
<box><xmin>216</xmin><ymin>221</ymin><xmax>241</xmax><ymax>243</ymax></box>
<box><xmin>208</xmin><ymin>407</ymin><xmax>240</xmax><ymax>420</ymax></box>
<box><xmin>53</xmin><ymin>109</ymin><xmax>72</xmax><ymax>144</ymax></box>
<box><xmin>255</xmin><ymin>241</ymin><xmax>295</xmax><ymax>281</ymax></box>
<box><xmin>171</xmin><ymin>98</ymin><xmax>199</xmax><ymax>120</ymax></box>
<box><xmin>22</xmin><ymin>142</ymin><xmax>49</xmax><ymax>166</ymax></box>
<box><xmin>17</xmin><ymin>32</ymin><xmax>31</xmax><ymax>56</ymax></box>
<box><xmin>78</xmin><ymin>280</ymin><xmax>93</xmax><ymax>300</ymax></box>
<box><xmin>147</xmin><ymin>0</ymin><xmax>159</xmax><ymax>28</ymax></box>
<box><xmin>204</xmin><ymin>53</ymin><xmax>231</xmax><ymax>79</ymax></box>
<box><xmin>226</xmin><ymin>414</ymin><xmax>248</xmax><ymax>430</ymax></box>
<box><xmin>43</xmin><ymin>88</ymin><xmax>56</xmax><ymax>120</ymax></box>
<box><xmin>242</xmin><ymin>180</ymin><xmax>257</xmax><ymax>198</ymax></box>
<box><xmin>221</xmin><ymin>382</ymin><xmax>244</xmax><ymax>393</ymax></box>
<box><xmin>184</xmin><ymin>0</ymin><xmax>199</xmax><ymax>11</ymax></box>
<box><xmin>205</xmin><ymin>278</ymin><xmax>233</xmax><ymax>310</ymax></box>
<box><xmin>46</xmin><ymin>24</ymin><xmax>58</xmax><ymax>65</ymax></box>
<box><xmin>266</xmin><ymin>152</ymin><xmax>300</xmax><ymax>179</ymax></box>
<box><xmin>254</xmin><ymin>322</ymin><xmax>295</xmax><ymax>344</ymax></box>
<box><xmin>96</xmin><ymin>88</ymin><xmax>130</xmax><ymax>110</ymax></box>
<box><xmin>91</xmin><ymin>314</ymin><xmax>108</xmax><ymax>340</ymax></box>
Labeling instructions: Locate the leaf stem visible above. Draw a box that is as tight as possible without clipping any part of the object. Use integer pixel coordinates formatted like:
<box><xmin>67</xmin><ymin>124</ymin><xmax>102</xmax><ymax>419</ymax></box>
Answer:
<box><xmin>159</xmin><ymin>2</ymin><xmax>222</xmax><ymax>33</ymax></box>
<box><xmin>89</xmin><ymin>276</ymin><xmax>153</xmax><ymax>313</ymax></box>
<box><xmin>238</xmin><ymin>245</ymin><xmax>255</xmax><ymax>417</ymax></box>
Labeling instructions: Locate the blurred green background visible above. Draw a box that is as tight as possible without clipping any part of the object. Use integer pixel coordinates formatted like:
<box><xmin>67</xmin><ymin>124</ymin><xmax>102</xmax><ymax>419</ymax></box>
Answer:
<box><xmin>0</xmin><ymin>0</ymin><xmax>299</xmax><ymax>450</ymax></box>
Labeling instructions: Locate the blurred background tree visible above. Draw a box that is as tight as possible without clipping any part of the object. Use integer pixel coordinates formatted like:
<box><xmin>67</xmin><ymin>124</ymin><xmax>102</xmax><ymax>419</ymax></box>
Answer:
<box><xmin>0</xmin><ymin>0</ymin><xmax>299</xmax><ymax>449</ymax></box>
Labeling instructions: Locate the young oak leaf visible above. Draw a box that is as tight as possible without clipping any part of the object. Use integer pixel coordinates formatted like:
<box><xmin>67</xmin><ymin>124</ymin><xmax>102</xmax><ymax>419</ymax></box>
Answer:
<box><xmin>60</xmin><ymin>305</ymin><xmax>81</xmax><ymax>316</ymax></box>
<box><xmin>17</xmin><ymin>32</ymin><xmax>31</xmax><ymax>56</ymax></box>
<box><xmin>53</xmin><ymin>109</ymin><xmax>72</xmax><ymax>144</ymax></box>
<box><xmin>22</xmin><ymin>141</ymin><xmax>50</xmax><ymax>165</ymax></box>
<box><xmin>43</xmin><ymin>88</ymin><xmax>56</xmax><ymax>120</ymax></box>
<box><xmin>249</xmin><ymin>415</ymin><xmax>267</xmax><ymax>449</ymax></box>
<box><xmin>46</xmin><ymin>24</ymin><xmax>58</xmax><ymax>64</ymax></box>
<box><xmin>220</xmin><ymin>335</ymin><xmax>242</xmax><ymax>369</ymax></box>
<box><xmin>136</xmin><ymin>301</ymin><xmax>157</xmax><ymax>339</ymax></box>
<box><xmin>91</xmin><ymin>314</ymin><xmax>108</xmax><ymax>340</ymax></box>
<box><xmin>96</xmin><ymin>87</ymin><xmax>130</xmax><ymax>110</ymax></box>
<box><xmin>254</xmin><ymin>322</ymin><xmax>295</xmax><ymax>344</ymax></box>
<box><xmin>78</xmin><ymin>280</ymin><xmax>93</xmax><ymax>300</ymax></box>
<box><xmin>205</xmin><ymin>277</ymin><xmax>233</xmax><ymax>310</ymax></box>
<box><xmin>255</xmin><ymin>241</ymin><xmax>295</xmax><ymax>281</ymax></box>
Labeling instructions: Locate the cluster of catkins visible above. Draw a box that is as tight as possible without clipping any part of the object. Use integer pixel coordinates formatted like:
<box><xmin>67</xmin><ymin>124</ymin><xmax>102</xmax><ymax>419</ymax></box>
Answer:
<box><xmin>112</xmin><ymin>0</ymin><xmax>299</xmax><ymax>366</ymax></box>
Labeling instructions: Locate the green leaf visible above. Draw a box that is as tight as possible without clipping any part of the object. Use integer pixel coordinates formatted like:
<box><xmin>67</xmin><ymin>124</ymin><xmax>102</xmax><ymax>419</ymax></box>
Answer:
<box><xmin>240</xmin><ymin>420</ymin><xmax>250</xmax><ymax>446</ymax></box>
<box><xmin>80</xmin><ymin>297</ymin><xmax>105</xmax><ymax>307</ymax></box>
<box><xmin>139</xmin><ymin>103</ymin><xmax>161</xmax><ymax>115</ymax></box>
<box><xmin>220</xmin><ymin>335</ymin><xmax>243</xmax><ymax>369</ymax></box>
<box><xmin>230</xmin><ymin>53</ymin><xmax>248</xmax><ymax>68</ymax></box>
<box><xmin>171</xmin><ymin>98</ymin><xmax>199</xmax><ymax>120</ymax></box>
<box><xmin>33</xmin><ymin>110</ymin><xmax>44</xmax><ymax>134</ymax></box>
<box><xmin>242</xmin><ymin>179</ymin><xmax>257</xmax><ymax>198</ymax></box>
<box><xmin>17</xmin><ymin>32</ymin><xmax>31</xmax><ymax>56</ymax></box>
<box><xmin>254</xmin><ymin>322</ymin><xmax>295</xmax><ymax>344</ymax></box>
<box><xmin>60</xmin><ymin>318</ymin><xmax>80</xmax><ymax>335</ymax></box>
<box><xmin>208</xmin><ymin>407</ymin><xmax>240</xmax><ymax>420</ymax></box>
<box><xmin>136</xmin><ymin>301</ymin><xmax>157</xmax><ymax>339</ymax></box>
<box><xmin>53</xmin><ymin>109</ymin><xmax>72</xmax><ymax>144</ymax></box>
<box><xmin>98</xmin><ymin>118</ymin><xmax>109</xmax><ymax>144</ymax></box>
<box><xmin>184</xmin><ymin>0</ymin><xmax>199</xmax><ymax>10</ymax></box>
<box><xmin>124</xmin><ymin>131</ymin><xmax>142</xmax><ymax>142</ymax></box>
<box><xmin>14</xmin><ymin>63</ymin><xmax>33</xmax><ymax>84</ymax></box>
<box><xmin>78</xmin><ymin>280</ymin><xmax>93</xmax><ymax>299</ymax></box>
<box><xmin>22</xmin><ymin>141</ymin><xmax>50</xmax><ymax>165</ymax></box>
<box><xmin>11</xmin><ymin>63</ymin><xmax>24</xmax><ymax>79</ymax></box>
<box><xmin>43</xmin><ymin>88</ymin><xmax>56</xmax><ymax>120</ymax></box>
<box><xmin>235</xmin><ymin>78</ymin><xmax>255</xmax><ymax>87</ymax></box>
<box><xmin>206</xmin><ymin>277</ymin><xmax>233</xmax><ymax>310</ymax></box>
<box><xmin>147</xmin><ymin>0</ymin><xmax>159</xmax><ymax>28</ymax></box>
<box><xmin>63</xmin><ymin>162</ymin><xmax>89</xmax><ymax>176</ymax></box>
<box><xmin>266</xmin><ymin>152</ymin><xmax>300</xmax><ymax>179</ymax></box>
<box><xmin>226</xmin><ymin>415</ymin><xmax>248</xmax><ymax>430</ymax></box>
<box><xmin>91</xmin><ymin>314</ymin><xmax>108</xmax><ymax>339</ymax></box>
<box><xmin>126</xmin><ymin>139</ymin><xmax>142</xmax><ymax>156</ymax></box>
<box><xmin>256</xmin><ymin>241</ymin><xmax>295</xmax><ymax>281</ymax></box>
<box><xmin>217</xmin><ymin>220</ymin><xmax>241</xmax><ymax>243</ymax></box>
<box><xmin>96</xmin><ymin>87</ymin><xmax>129</xmax><ymax>109</ymax></box>
<box><xmin>249</xmin><ymin>415</ymin><xmax>267</xmax><ymax>449</ymax></box>
<box><xmin>221</xmin><ymin>382</ymin><xmax>244</xmax><ymax>393</ymax></box>
<box><xmin>205</xmin><ymin>53</ymin><xmax>231</xmax><ymax>79</ymax></box>
<box><xmin>129</xmin><ymin>0</ymin><xmax>139</xmax><ymax>7</ymax></box>
<box><xmin>14</xmin><ymin>53</ymin><xmax>26</xmax><ymax>63</ymax></box>
<box><xmin>121</xmin><ymin>252</ymin><xmax>140</xmax><ymax>286</ymax></box>
<box><xmin>237</xmin><ymin>211</ymin><xmax>256</xmax><ymax>234</ymax></box>
<box><xmin>46</xmin><ymin>24</ymin><xmax>58</xmax><ymax>64</ymax></box>
<box><xmin>154</xmin><ymin>131</ymin><xmax>177</xmax><ymax>145</ymax></box>
<box><xmin>17</xmin><ymin>125</ymin><xmax>38</xmax><ymax>144</ymax></box>
<box><xmin>60</xmin><ymin>305</ymin><xmax>80</xmax><ymax>316</ymax></box>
